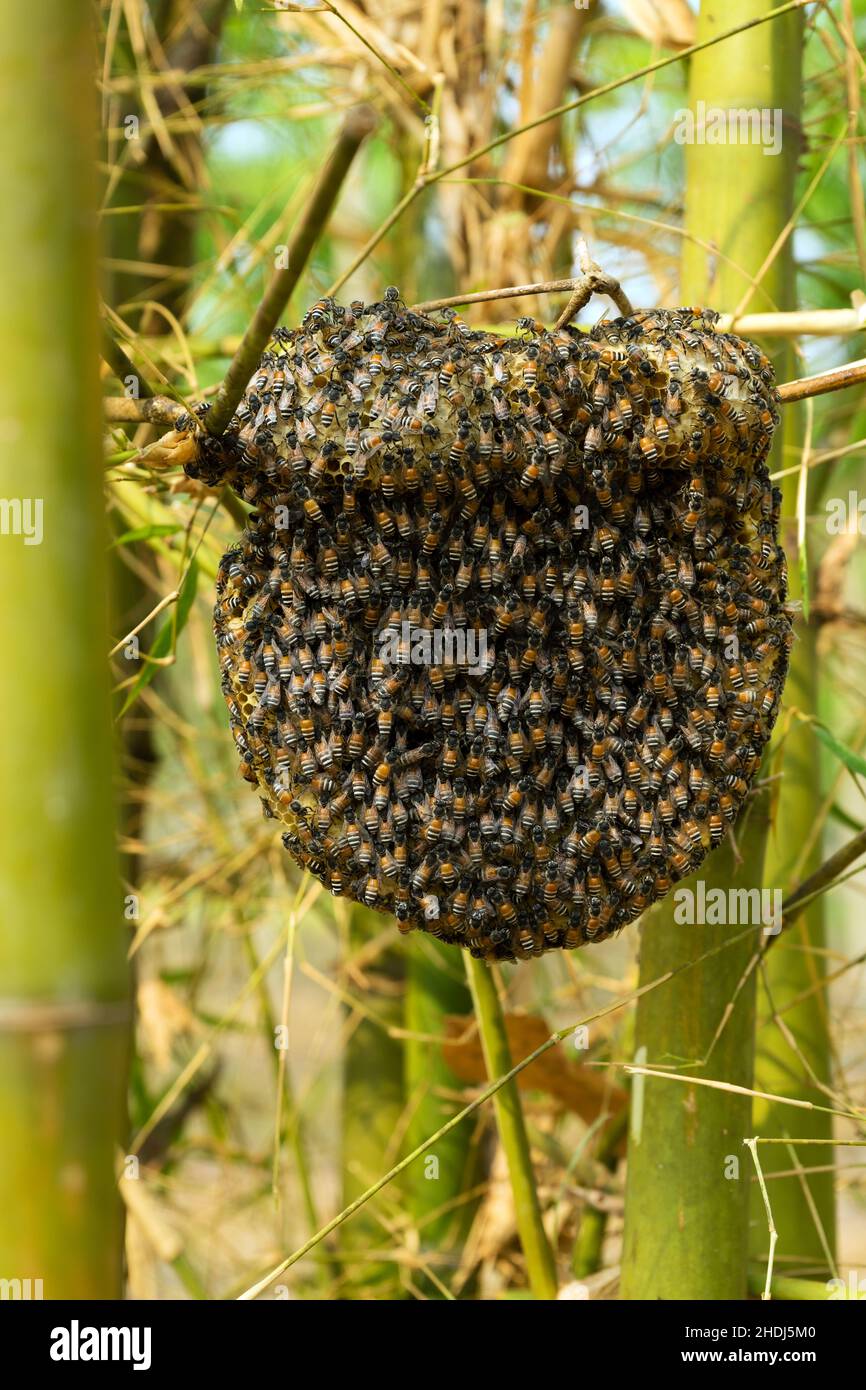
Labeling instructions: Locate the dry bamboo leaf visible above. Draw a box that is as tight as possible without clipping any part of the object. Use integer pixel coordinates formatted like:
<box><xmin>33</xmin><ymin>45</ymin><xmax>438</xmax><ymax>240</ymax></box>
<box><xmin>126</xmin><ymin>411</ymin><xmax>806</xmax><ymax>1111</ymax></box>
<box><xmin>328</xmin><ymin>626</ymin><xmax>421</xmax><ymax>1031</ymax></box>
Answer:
<box><xmin>283</xmin><ymin>0</ymin><xmax>428</xmax><ymax>77</ymax></box>
<box><xmin>454</xmin><ymin>1142</ymin><xmax>517</xmax><ymax>1292</ymax></box>
<box><xmin>137</xmin><ymin>977</ymin><xmax>200</xmax><ymax>1071</ymax></box>
<box><xmin>442</xmin><ymin>1011</ymin><xmax>627</xmax><ymax>1138</ymax></box>
<box><xmin>120</xmin><ymin>1175</ymin><xmax>184</xmax><ymax>1265</ymax></box>
<box><xmin>814</xmin><ymin>528</ymin><xmax>860</xmax><ymax>624</ymax></box>
<box><xmin>124</xmin><ymin>1205</ymin><xmax>160</xmax><ymax>1302</ymax></box>
<box><xmin>502</xmin><ymin>4</ymin><xmax>587</xmax><ymax>198</ymax></box>
<box><xmin>621</xmin><ymin>0</ymin><xmax>695</xmax><ymax>48</ymax></box>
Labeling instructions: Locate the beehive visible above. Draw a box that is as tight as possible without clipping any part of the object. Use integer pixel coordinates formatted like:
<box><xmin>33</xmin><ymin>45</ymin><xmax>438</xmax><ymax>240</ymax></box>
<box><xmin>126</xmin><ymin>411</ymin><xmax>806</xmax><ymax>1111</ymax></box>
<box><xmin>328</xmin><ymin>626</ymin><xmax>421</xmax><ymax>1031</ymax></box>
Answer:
<box><xmin>183</xmin><ymin>290</ymin><xmax>791</xmax><ymax>960</ymax></box>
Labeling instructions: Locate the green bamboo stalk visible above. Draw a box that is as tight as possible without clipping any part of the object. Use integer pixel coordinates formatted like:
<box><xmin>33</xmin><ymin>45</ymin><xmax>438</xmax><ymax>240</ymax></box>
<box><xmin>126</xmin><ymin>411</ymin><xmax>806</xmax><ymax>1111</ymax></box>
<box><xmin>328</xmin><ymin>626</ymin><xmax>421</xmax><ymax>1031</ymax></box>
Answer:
<box><xmin>403</xmin><ymin>939</ymin><xmax>479</xmax><ymax>1282</ymax></box>
<box><xmin>0</xmin><ymin>0</ymin><xmax>128</xmax><ymax>1298</ymax></box>
<box><xmin>748</xmin><ymin>296</ymin><xmax>836</xmax><ymax>1274</ymax></box>
<box><xmin>571</xmin><ymin>1107</ymin><xmax>628</xmax><ymax>1279</ymax></box>
<box><xmin>686</xmin><ymin>0</ymin><xmax>838</xmax><ymax>1274</ymax></box>
<box><xmin>752</xmin><ymin>558</ymin><xmax>836</xmax><ymax>1270</ymax></box>
<box><xmin>621</xmin><ymin>0</ymin><xmax>802</xmax><ymax>1299</ymax></box>
<box><xmin>464</xmin><ymin>955</ymin><xmax>558</xmax><ymax>1300</ymax></box>
<box><xmin>620</xmin><ymin>816</ymin><xmax>769</xmax><ymax>1298</ymax></box>
<box><xmin>747</xmin><ymin>1269</ymin><xmax>836</xmax><ymax>1300</ymax></box>
<box><xmin>339</xmin><ymin>906</ymin><xmax>405</xmax><ymax>1297</ymax></box>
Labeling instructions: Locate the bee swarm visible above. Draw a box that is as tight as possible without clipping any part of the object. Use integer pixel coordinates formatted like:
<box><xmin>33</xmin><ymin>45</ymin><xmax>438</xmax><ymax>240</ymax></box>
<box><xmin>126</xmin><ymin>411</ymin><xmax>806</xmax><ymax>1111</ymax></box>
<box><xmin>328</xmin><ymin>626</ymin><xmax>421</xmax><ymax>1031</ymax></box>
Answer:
<box><xmin>183</xmin><ymin>290</ymin><xmax>791</xmax><ymax>960</ymax></box>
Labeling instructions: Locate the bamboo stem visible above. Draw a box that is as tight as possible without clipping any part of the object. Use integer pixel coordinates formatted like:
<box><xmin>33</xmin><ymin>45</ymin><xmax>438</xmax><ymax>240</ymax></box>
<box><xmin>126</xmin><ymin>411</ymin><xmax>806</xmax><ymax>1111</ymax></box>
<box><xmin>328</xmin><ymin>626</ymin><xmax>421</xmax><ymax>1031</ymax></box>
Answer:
<box><xmin>339</xmin><ymin>906</ymin><xmax>405</xmax><ymax>1297</ymax></box>
<box><xmin>203</xmin><ymin>104</ymin><xmax>376</xmax><ymax>438</ymax></box>
<box><xmin>0</xmin><ymin>0</ymin><xmax>128</xmax><ymax>1297</ymax></box>
<box><xmin>780</xmin><ymin>826</ymin><xmax>866</xmax><ymax>926</ymax></box>
<box><xmin>571</xmin><ymin>1107</ymin><xmax>628</xmax><ymax>1279</ymax></box>
<box><xmin>104</xmin><ymin>393</ymin><xmax>188</xmax><ymax>425</ymax></box>
<box><xmin>620</xmin><ymin>832</ymin><xmax>768</xmax><ymax>1298</ymax></box>
<box><xmin>753</xmin><ymin>131</ymin><xmax>836</xmax><ymax>1271</ymax></box>
<box><xmin>776</xmin><ymin>358</ymin><xmax>866</xmax><ymax>403</ymax></box>
<box><xmin>754</xmin><ymin>628</ymin><xmax>836</xmax><ymax>1268</ymax></box>
<box><xmin>746</xmin><ymin>1269</ymin><xmax>835</xmax><ymax>1300</ymax></box>
<box><xmin>621</xmin><ymin>0</ymin><xmax>803</xmax><ymax>1300</ymax></box>
<box><xmin>403</xmin><ymin>939</ymin><xmax>479</xmax><ymax>1290</ymax></box>
<box><xmin>464</xmin><ymin>955</ymin><xmax>558</xmax><ymax>1300</ymax></box>
<box><xmin>723</xmin><ymin>306</ymin><xmax>866</xmax><ymax>337</ymax></box>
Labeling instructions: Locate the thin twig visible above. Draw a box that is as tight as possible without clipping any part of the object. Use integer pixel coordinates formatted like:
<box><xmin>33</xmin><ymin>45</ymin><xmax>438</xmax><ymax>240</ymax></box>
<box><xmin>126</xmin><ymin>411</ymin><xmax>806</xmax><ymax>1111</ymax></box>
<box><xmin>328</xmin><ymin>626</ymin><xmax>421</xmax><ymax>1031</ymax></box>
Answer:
<box><xmin>745</xmin><ymin>1138</ymin><xmax>777</xmax><ymax>1300</ymax></box>
<box><xmin>203</xmin><ymin>104</ymin><xmax>377</xmax><ymax>438</ymax></box>
<box><xmin>785</xmin><ymin>1137</ymin><xmax>838</xmax><ymax>1279</ymax></box>
<box><xmin>108</xmin><ymin>589</ymin><xmax>179</xmax><ymax>658</ymax></box>
<box><xmin>326</xmin><ymin>0</ymin><xmax>814</xmax><ymax>296</ymax></box>
<box><xmin>409</xmin><ymin>286</ymin><xmax>866</xmax><ymax>339</ymax></box>
<box><xmin>780</xmin><ymin>826</ymin><xmax>866</xmax><ymax>926</ymax></box>
<box><xmin>414</xmin><ymin>247</ymin><xmax>634</xmax><ymax>326</ymax></box>
<box><xmin>777</xmin><ymin>358</ymin><xmax>866</xmax><ymax>403</ymax></box>
<box><xmin>552</xmin><ymin>238</ymin><xmax>634</xmax><ymax>328</ymax></box>
<box><xmin>622</xmin><ymin>1066</ymin><xmax>859</xmax><ymax>1122</ymax></box>
<box><xmin>318</xmin><ymin>1</ymin><xmax>430</xmax><ymax>116</ymax></box>
<box><xmin>412</xmin><ymin>278</ymin><xmax>588</xmax><ymax>315</ymax></box>
<box><xmin>102</xmin><ymin>335</ymin><xmax>155</xmax><ymax>400</ymax></box>
<box><xmin>103</xmin><ymin>394</ymin><xmax>188</xmax><ymax>425</ymax></box>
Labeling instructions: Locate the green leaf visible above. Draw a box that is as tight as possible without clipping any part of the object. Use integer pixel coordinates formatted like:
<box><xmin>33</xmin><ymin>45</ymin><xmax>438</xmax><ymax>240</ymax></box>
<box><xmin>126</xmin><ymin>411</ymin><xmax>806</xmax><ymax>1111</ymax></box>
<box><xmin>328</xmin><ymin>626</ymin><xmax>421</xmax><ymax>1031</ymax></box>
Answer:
<box><xmin>828</xmin><ymin>803</ymin><xmax>864</xmax><ymax>834</ymax></box>
<box><xmin>811</xmin><ymin>721</ymin><xmax>866</xmax><ymax>782</ymax></box>
<box><xmin>110</xmin><ymin>522</ymin><xmax>182</xmax><ymax>548</ymax></box>
<box><xmin>118</xmin><ymin>559</ymin><xmax>199</xmax><ymax>717</ymax></box>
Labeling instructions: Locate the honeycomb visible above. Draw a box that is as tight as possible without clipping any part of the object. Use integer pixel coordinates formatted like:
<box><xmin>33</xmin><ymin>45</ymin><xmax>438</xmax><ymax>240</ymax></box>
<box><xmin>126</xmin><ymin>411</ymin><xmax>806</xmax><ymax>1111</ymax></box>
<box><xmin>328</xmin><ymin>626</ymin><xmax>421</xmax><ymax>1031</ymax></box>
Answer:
<box><xmin>183</xmin><ymin>290</ymin><xmax>791</xmax><ymax>960</ymax></box>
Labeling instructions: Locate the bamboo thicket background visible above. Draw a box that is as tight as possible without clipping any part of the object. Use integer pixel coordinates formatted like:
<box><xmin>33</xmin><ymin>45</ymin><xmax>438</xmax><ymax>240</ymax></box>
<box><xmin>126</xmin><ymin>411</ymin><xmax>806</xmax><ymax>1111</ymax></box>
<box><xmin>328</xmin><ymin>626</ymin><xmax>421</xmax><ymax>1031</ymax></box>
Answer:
<box><xmin>2</xmin><ymin>0</ymin><xmax>864</xmax><ymax>1300</ymax></box>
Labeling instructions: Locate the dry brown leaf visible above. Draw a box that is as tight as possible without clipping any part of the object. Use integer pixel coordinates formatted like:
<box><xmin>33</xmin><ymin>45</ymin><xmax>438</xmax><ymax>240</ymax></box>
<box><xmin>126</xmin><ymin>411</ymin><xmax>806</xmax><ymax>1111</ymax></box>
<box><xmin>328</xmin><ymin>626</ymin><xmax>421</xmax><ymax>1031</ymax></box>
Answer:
<box><xmin>139</xmin><ymin>428</ymin><xmax>202</xmax><ymax>472</ymax></box>
<box><xmin>814</xmin><ymin>528</ymin><xmax>860</xmax><ymax>624</ymax></box>
<box><xmin>442</xmin><ymin>1011</ymin><xmax>627</xmax><ymax>1144</ymax></box>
